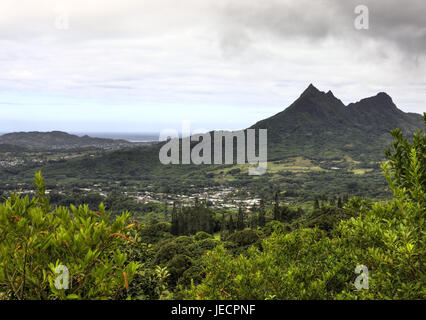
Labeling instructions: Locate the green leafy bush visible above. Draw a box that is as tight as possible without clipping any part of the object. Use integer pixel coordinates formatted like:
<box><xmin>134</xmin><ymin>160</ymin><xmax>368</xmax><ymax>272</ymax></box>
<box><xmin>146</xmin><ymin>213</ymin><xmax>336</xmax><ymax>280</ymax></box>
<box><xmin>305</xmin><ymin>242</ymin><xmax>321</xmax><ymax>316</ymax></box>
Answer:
<box><xmin>194</xmin><ymin>231</ymin><xmax>213</xmax><ymax>241</ymax></box>
<box><xmin>155</xmin><ymin>240</ymin><xmax>190</xmax><ymax>265</ymax></box>
<box><xmin>167</xmin><ymin>254</ymin><xmax>193</xmax><ymax>285</ymax></box>
<box><xmin>0</xmin><ymin>172</ymin><xmax>139</xmax><ymax>300</ymax></box>
<box><xmin>139</xmin><ymin>221</ymin><xmax>172</xmax><ymax>244</ymax></box>
<box><xmin>226</xmin><ymin>229</ymin><xmax>262</xmax><ymax>247</ymax></box>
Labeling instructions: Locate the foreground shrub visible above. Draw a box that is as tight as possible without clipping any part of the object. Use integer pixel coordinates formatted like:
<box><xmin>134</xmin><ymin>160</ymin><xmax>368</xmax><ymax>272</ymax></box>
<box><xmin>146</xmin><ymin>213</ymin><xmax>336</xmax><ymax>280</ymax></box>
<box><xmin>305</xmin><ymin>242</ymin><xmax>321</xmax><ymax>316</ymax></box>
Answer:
<box><xmin>0</xmin><ymin>172</ymin><xmax>139</xmax><ymax>300</ymax></box>
<box><xmin>226</xmin><ymin>229</ymin><xmax>261</xmax><ymax>247</ymax></box>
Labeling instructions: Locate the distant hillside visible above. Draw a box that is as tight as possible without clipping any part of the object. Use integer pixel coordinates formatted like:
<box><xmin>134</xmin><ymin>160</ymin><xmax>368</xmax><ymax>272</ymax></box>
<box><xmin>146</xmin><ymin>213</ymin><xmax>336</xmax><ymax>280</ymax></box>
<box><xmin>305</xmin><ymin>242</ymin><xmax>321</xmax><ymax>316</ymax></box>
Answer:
<box><xmin>0</xmin><ymin>131</ymin><xmax>133</xmax><ymax>150</ymax></box>
<box><xmin>0</xmin><ymin>144</ymin><xmax>28</xmax><ymax>152</ymax></box>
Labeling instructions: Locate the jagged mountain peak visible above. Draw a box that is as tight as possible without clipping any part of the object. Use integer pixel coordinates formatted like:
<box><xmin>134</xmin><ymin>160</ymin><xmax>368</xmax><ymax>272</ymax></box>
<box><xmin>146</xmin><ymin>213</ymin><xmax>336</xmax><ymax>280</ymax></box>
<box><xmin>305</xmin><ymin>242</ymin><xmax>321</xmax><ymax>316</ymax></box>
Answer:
<box><xmin>326</xmin><ymin>90</ymin><xmax>335</xmax><ymax>97</ymax></box>
<box><xmin>286</xmin><ymin>84</ymin><xmax>346</xmax><ymax>116</ymax></box>
<box><xmin>298</xmin><ymin>84</ymin><xmax>339</xmax><ymax>102</ymax></box>
<box><xmin>288</xmin><ymin>86</ymin><xmax>403</xmax><ymax>119</ymax></box>
<box><xmin>351</xmin><ymin>91</ymin><xmax>393</xmax><ymax>105</ymax></box>
<box><xmin>347</xmin><ymin>91</ymin><xmax>398</xmax><ymax>114</ymax></box>
<box><xmin>299</xmin><ymin>84</ymin><xmax>336</xmax><ymax>98</ymax></box>
<box><xmin>373</xmin><ymin>92</ymin><xmax>396</xmax><ymax>106</ymax></box>
<box><xmin>250</xmin><ymin>85</ymin><xmax>423</xmax><ymax>151</ymax></box>
<box><xmin>301</xmin><ymin>83</ymin><xmax>321</xmax><ymax>96</ymax></box>
<box><xmin>376</xmin><ymin>92</ymin><xmax>393</xmax><ymax>100</ymax></box>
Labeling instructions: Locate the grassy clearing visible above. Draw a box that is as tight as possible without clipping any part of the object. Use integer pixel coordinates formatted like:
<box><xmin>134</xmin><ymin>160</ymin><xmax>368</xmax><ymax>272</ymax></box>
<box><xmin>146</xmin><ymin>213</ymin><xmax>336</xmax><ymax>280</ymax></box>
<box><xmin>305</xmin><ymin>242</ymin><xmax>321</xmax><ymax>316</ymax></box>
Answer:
<box><xmin>352</xmin><ymin>168</ymin><xmax>374</xmax><ymax>175</ymax></box>
<box><xmin>210</xmin><ymin>158</ymin><xmax>326</xmax><ymax>178</ymax></box>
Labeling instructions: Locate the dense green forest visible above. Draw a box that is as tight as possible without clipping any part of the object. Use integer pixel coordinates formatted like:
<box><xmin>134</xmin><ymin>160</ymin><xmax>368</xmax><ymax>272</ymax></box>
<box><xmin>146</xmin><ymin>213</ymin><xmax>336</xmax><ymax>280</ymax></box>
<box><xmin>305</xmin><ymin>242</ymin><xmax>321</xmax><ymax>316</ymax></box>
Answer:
<box><xmin>0</xmin><ymin>116</ymin><xmax>424</xmax><ymax>300</ymax></box>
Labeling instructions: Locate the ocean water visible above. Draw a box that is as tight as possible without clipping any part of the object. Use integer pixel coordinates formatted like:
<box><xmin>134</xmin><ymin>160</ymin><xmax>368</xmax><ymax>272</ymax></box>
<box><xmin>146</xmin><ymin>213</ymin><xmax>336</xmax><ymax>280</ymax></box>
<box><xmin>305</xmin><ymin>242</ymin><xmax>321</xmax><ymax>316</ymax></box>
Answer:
<box><xmin>72</xmin><ymin>132</ymin><xmax>160</xmax><ymax>142</ymax></box>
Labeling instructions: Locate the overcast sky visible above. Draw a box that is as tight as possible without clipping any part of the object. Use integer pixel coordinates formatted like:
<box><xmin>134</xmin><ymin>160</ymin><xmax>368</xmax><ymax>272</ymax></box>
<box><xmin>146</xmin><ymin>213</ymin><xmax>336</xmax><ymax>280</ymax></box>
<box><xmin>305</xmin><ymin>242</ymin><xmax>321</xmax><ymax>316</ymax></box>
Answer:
<box><xmin>0</xmin><ymin>0</ymin><xmax>425</xmax><ymax>133</ymax></box>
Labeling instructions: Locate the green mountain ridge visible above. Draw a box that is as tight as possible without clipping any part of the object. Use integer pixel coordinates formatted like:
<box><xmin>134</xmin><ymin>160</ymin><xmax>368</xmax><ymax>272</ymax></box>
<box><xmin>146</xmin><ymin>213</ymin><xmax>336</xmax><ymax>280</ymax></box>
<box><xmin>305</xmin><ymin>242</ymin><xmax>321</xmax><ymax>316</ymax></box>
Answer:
<box><xmin>250</xmin><ymin>84</ymin><xmax>423</xmax><ymax>160</ymax></box>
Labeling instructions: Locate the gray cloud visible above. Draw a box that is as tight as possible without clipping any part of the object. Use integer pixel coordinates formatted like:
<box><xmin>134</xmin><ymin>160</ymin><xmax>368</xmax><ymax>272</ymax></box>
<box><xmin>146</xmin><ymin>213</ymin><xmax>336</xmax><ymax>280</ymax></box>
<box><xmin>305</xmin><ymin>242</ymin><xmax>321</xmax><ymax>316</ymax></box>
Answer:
<box><xmin>0</xmin><ymin>0</ymin><xmax>424</xmax><ymax>132</ymax></box>
<box><xmin>213</xmin><ymin>0</ymin><xmax>426</xmax><ymax>56</ymax></box>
